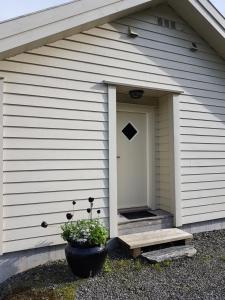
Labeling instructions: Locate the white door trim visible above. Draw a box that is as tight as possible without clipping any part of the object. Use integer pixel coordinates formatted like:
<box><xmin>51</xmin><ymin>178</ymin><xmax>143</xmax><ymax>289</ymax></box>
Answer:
<box><xmin>107</xmin><ymin>83</ymin><xmax>183</xmax><ymax>238</ymax></box>
<box><xmin>171</xmin><ymin>94</ymin><xmax>182</xmax><ymax>227</ymax></box>
<box><xmin>117</xmin><ymin>103</ymin><xmax>155</xmax><ymax>210</ymax></box>
<box><xmin>108</xmin><ymin>85</ymin><xmax>118</xmax><ymax>238</ymax></box>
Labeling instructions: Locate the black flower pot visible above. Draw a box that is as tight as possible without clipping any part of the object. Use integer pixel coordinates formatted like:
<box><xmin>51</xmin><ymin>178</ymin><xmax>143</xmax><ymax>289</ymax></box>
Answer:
<box><xmin>65</xmin><ymin>243</ymin><xmax>107</xmax><ymax>278</ymax></box>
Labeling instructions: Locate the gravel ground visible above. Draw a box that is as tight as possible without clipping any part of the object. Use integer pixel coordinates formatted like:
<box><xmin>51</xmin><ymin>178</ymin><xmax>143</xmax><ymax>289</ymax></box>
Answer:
<box><xmin>77</xmin><ymin>229</ymin><xmax>225</xmax><ymax>300</ymax></box>
<box><xmin>1</xmin><ymin>229</ymin><xmax>225</xmax><ymax>300</ymax></box>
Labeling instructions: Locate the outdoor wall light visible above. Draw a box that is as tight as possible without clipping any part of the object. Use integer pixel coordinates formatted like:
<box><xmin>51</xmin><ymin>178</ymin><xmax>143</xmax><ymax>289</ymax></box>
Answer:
<box><xmin>129</xmin><ymin>89</ymin><xmax>144</xmax><ymax>99</ymax></box>
<box><xmin>190</xmin><ymin>42</ymin><xmax>198</xmax><ymax>52</ymax></box>
<box><xmin>128</xmin><ymin>26</ymin><xmax>139</xmax><ymax>38</ymax></box>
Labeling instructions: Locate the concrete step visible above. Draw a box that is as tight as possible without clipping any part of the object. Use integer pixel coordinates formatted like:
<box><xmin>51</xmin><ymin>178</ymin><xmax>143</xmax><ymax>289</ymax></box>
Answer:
<box><xmin>118</xmin><ymin>228</ymin><xmax>193</xmax><ymax>258</ymax></box>
<box><xmin>118</xmin><ymin>209</ymin><xmax>173</xmax><ymax>236</ymax></box>
<box><xmin>141</xmin><ymin>245</ymin><xmax>197</xmax><ymax>263</ymax></box>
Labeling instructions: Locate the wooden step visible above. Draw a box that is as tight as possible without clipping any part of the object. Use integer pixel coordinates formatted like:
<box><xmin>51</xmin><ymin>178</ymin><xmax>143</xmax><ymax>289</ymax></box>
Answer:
<box><xmin>118</xmin><ymin>228</ymin><xmax>193</xmax><ymax>258</ymax></box>
<box><xmin>141</xmin><ymin>245</ymin><xmax>197</xmax><ymax>263</ymax></box>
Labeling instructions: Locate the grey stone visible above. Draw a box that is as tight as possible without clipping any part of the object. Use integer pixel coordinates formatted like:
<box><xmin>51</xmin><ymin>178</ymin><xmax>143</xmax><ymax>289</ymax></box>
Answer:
<box><xmin>141</xmin><ymin>245</ymin><xmax>197</xmax><ymax>262</ymax></box>
<box><xmin>118</xmin><ymin>209</ymin><xmax>173</xmax><ymax>236</ymax></box>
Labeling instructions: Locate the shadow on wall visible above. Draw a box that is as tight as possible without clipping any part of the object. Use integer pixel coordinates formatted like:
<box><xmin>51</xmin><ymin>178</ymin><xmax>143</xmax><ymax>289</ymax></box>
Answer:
<box><xmin>105</xmin><ymin>4</ymin><xmax>225</xmax><ymax>221</ymax></box>
<box><xmin>0</xmin><ymin>257</ymin><xmax>75</xmax><ymax>300</ymax></box>
<box><xmin>0</xmin><ymin>240</ymin><xmax>65</xmax><ymax>284</ymax></box>
<box><xmin>103</xmin><ymin>5</ymin><xmax>225</xmax><ymax>109</ymax></box>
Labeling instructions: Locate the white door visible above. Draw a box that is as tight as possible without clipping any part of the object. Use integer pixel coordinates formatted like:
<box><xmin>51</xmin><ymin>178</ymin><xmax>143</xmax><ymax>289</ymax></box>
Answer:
<box><xmin>117</xmin><ymin>110</ymin><xmax>148</xmax><ymax>209</ymax></box>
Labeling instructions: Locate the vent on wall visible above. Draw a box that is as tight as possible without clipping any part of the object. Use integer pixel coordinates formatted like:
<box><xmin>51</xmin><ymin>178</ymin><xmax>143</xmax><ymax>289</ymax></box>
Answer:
<box><xmin>157</xmin><ymin>17</ymin><xmax>176</xmax><ymax>30</ymax></box>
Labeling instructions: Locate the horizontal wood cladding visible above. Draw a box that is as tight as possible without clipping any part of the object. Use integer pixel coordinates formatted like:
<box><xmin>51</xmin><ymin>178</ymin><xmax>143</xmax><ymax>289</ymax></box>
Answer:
<box><xmin>112</xmin><ymin>17</ymin><xmax>211</xmax><ymax>51</ymax></box>
<box><xmin>3</xmin><ymin>217</ymin><xmax>109</xmax><ymax>253</ymax></box>
<box><xmin>182</xmin><ymin>211</ymin><xmax>225</xmax><ymax>224</ymax></box>
<box><xmin>4</xmin><ymin>197</ymin><xmax>109</xmax><ymax>218</ymax></box>
<box><xmin>4</xmin><ymin>128</ymin><xmax>108</xmax><ymax>140</ymax></box>
<box><xmin>28</xmin><ymin>46</ymin><xmax>225</xmax><ymax>87</ymax></box>
<box><xmin>3</xmin><ymin>207</ymin><xmax>109</xmax><ymax>230</ymax></box>
<box><xmin>156</xmin><ymin>97</ymin><xmax>173</xmax><ymax>214</ymax></box>
<box><xmin>3</xmin><ymin>139</ymin><xmax>108</xmax><ymax>150</ymax></box>
<box><xmin>5</xmin><ymin>54</ymin><xmax>225</xmax><ymax>99</ymax></box>
<box><xmin>4</xmin><ymin>179</ymin><xmax>109</xmax><ymax>194</ymax></box>
<box><xmin>4</xmin><ymin>105</ymin><xmax>107</xmax><ymax>122</ymax></box>
<box><xmin>3</xmin><ymin>234</ymin><xmax>66</xmax><ymax>253</ymax></box>
<box><xmin>4</xmin><ymin>216</ymin><xmax>109</xmax><ymax>244</ymax></box>
<box><xmin>66</xmin><ymin>32</ymin><xmax>225</xmax><ymax>70</ymax></box>
<box><xmin>4</xmin><ymin>116</ymin><xmax>108</xmax><ymax>131</ymax></box>
<box><xmin>4</xmin><ymin>95</ymin><xmax>107</xmax><ymax>112</ymax></box>
<box><xmin>181</xmin><ymin>166</ymin><xmax>225</xmax><ymax>175</ymax></box>
<box><xmin>1</xmin><ymin>4</ymin><xmax>225</xmax><ymax>252</ymax></box>
<box><xmin>4</xmin><ymin>188</ymin><xmax>109</xmax><ymax>206</ymax></box>
<box><xmin>4</xmin><ymin>150</ymin><xmax>108</xmax><ymax>160</ymax></box>
<box><xmin>68</xmin><ymin>28</ymin><xmax>224</xmax><ymax>66</ymax></box>
<box><xmin>9</xmin><ymin>52</ymin><xmax>225</xmax><ymax>95</ymax></box>
<box><xmin>4</xmin><ymin>169</ymin><xmax>108</xmax><ymax>183</ymax></box>
<box><xmin>0</xmin><ymin>30</ymin><xmax>109</xmax><ymax>250</ymax></box>
<box><xmin>3</xmin><ymin>160</ymin><xmax>109</xmax><ymax>171</ymax></box>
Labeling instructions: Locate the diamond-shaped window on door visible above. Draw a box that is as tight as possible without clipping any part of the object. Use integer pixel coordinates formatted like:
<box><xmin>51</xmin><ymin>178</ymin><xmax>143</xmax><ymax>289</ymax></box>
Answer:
<box><xmin>122</xmin><ymin>122</ymin><xmax>138</xmax><ymax>141</ymax></box>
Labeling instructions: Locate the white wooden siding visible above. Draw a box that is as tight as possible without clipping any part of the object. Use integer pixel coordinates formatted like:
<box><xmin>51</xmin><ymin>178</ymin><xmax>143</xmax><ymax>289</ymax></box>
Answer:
<box><xmin>0</xmin><ymin>4</ymin><xmax>225</xmax><ymax>252</ymax></box>
<box><xmin>0</xmin><ymin>80</ymin><xmax>3</xmax><ymax>254</ymax></box>
<box><xmin>156</xmin><ymin>96</ymin><xmax>173</xmax><ymax>214</ymax></box>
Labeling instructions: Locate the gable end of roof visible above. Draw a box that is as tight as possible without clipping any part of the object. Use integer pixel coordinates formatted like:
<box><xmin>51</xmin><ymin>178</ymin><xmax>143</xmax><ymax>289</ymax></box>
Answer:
<box><xmin>0</xmin><ymin>0</ymin><xmax>224</xmax><ymax>60</ymax></box>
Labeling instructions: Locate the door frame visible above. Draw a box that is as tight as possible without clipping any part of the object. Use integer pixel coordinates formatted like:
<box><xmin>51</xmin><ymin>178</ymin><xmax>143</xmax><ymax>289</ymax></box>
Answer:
<box><xmin>117</xmin><ymin>102</ymin><xmax>155</xmax><ymax>211</ymax></box>
<box><xmin>107</xmin><ymin>83</ymin><xmax>183</xmax><ymax>238</ymax></box>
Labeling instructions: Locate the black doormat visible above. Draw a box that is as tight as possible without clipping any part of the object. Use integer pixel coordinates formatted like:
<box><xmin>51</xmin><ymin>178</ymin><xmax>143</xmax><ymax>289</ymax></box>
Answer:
<box><xmin>121</xmin><ymin>210</ymin><xmax>156</xmax><ymax>220</ymax></box>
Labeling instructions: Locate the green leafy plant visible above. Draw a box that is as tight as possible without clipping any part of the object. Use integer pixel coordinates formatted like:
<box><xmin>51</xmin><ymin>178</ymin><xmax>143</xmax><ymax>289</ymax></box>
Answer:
<box><xmin>134</xmin><ymin>259</ymin><xmax>143</xmax><ymax>271</ymax></box>
<box><xmin>60</xmin><ymin>197</ymin><xmax>109</xmax><ymax>247</ymax></box>
<box><xmin>162</xmin><ymin>260</ymin><xmax>172</xmax><ymax>267</ymax></box>
<box><xmin>221</xmin><ymin>255</ymin><xmax>225</xmax><ymax>262</ymax></box>
<box><xmin>103</xmin><ymin>257</ymin><xmax>113</xmax><ymax>273</ymax></box>
<box><xmin>152</xmin><ymin>263</ymin><xmax>162</xmax><ymax>272</ymax></box>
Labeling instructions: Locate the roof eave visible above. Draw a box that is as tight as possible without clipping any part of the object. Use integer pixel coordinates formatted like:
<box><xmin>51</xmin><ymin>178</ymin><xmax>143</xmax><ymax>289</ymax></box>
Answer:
<box><xmin>0</xmin><ymin>0</ymin><xmax>163</xmax><ymax>60</ymax></box>
<box><xmin>169</xmin><ymin>0</ymin><xmax>225</xmax><ymax>60</ymax></box>
<box><xmin>0</xmin><ymin>0</ymin><xmax>224</xmax><ymax>61</ymax></box>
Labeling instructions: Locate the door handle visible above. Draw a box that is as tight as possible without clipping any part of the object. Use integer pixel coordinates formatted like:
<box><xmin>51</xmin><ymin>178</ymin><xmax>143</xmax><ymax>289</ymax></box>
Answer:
<box><xmin>117</xmin><ymin>156</ymin><xmax>120</xmax><ymax>159</ymax></box>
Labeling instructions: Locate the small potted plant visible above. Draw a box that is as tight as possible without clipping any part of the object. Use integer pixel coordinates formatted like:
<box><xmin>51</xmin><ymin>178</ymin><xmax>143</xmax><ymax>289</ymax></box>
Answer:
<box><xmin>60</xmin><ymin>197</ymin><xmax>108</xmax><ymax>278</ymax></box>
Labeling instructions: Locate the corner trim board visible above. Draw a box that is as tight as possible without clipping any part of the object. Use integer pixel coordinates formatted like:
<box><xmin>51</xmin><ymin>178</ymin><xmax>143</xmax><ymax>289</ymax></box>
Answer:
<box><xmin>171</xmin><ymin>94</ymin><xmax>182</xmax><ymax>227</ymax></box>
<box><xmin>0</xmin><ymin>80</ymin><xmax>3</xmax><ymax>255</ymax></box>
<box><xmin>108</xmin><ymin>84</ymin><xmax>118</xmax><ymax>238</ymax></box>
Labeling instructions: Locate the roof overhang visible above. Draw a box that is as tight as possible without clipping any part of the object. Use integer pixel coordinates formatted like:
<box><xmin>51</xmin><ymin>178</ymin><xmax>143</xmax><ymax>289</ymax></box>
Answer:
<box><xmin>0</xmin><ymin>0</ymin><xmax>163</xmax><ymax>60</ymax></box>
<box><xmin>169</xmin><ymin>0</ymin><xmax>225</xmax><ymax>59</ymax></box>
<box><xmin>0</xmin><ymin>0</ymin><xmax>224</xmax><ymax>60</ymax></box>
<box><xmin>103</xmin><ymin>80</ymin><xmax>184</xmax><ymax>96</ymax></box>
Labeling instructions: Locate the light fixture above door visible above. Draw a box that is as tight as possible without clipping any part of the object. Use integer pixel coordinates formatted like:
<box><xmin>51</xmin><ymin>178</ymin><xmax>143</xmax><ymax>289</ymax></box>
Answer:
<box><xmin>129</xmin><ymin>89</ymin><xmax>144</xmax><ymax>99</ymax></box>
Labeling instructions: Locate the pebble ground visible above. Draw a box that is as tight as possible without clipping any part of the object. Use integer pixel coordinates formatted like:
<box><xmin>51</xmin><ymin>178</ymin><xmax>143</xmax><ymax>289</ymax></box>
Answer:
<box><xmin>77</xmin><ymin>230</ymin><xmax>225</xmax><ymax>300</ymax></box>
<box><xmin>1</xmin><ymin>229</ymin><xmax>225</xmax><ymax>300</ymax></box>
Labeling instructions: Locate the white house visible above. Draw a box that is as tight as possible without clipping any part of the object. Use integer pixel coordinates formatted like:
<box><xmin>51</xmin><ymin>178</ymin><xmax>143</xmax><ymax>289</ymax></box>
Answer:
<box><xmin>1</xmin><ymin>0</ymin><xmax>225</xmax><ymax>282</ymax></box>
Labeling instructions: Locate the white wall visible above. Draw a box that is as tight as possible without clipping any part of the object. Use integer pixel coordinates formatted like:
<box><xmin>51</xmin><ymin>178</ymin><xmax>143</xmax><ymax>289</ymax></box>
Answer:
<box><xmin>0</xmin><ymin>80</ymin><xmax>3</xmax><ymax>255</ymax></box>
<box><xmin>1</xmin><ymin>3</ymin><xmax>225</xmax><ymax>253</ymax></box>
<box><xmin>156</xmin><ymin>95</ymin><xmax>174</xmax><ymax>214</ymax></box>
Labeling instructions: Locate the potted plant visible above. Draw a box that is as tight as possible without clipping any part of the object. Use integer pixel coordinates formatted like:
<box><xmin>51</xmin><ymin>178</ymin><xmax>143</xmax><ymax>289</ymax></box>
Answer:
<box><xmin>60</xmin><ymin>197</ymin><xmax>109</xmax><ymax>278</ymax></box>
